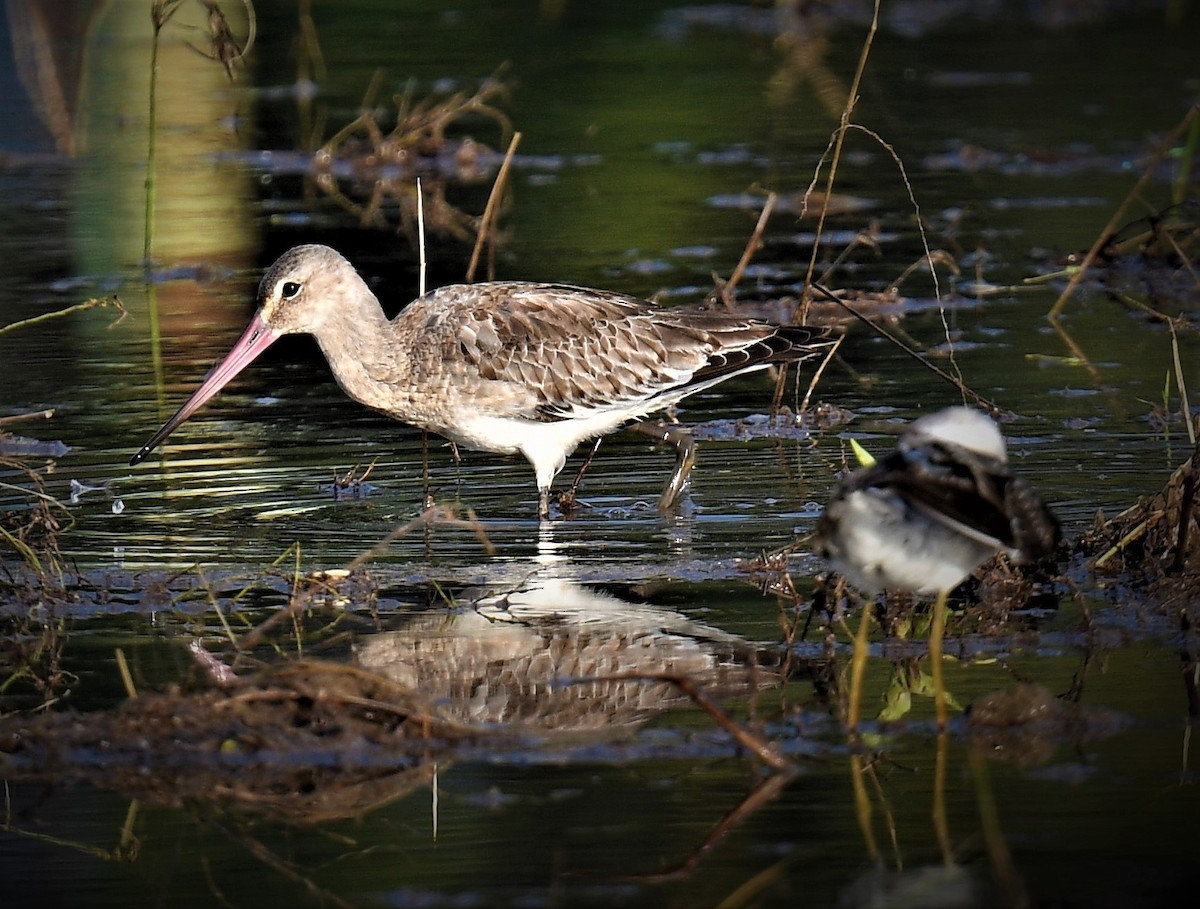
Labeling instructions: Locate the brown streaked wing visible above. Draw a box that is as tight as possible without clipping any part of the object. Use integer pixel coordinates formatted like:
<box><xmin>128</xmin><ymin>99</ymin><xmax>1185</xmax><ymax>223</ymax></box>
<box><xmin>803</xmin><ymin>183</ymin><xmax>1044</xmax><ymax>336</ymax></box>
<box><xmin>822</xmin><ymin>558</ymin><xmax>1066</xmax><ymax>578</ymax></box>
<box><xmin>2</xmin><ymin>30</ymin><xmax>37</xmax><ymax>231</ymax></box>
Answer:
<box><xmin>446</xmin><ymin>283</ymin><xmax>757</xmax><ymax>415</ymax></box>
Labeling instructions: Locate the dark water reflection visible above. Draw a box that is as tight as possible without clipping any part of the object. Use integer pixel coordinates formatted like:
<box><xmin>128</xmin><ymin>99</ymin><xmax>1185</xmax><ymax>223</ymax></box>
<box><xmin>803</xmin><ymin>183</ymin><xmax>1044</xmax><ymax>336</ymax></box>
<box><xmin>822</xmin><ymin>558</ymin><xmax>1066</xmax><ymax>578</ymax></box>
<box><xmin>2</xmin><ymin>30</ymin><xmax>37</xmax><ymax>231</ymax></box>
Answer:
<box><xmin>2</xmin><ymin>1</ymin><xmax>1199</xmax><ymax>907</ymax></box>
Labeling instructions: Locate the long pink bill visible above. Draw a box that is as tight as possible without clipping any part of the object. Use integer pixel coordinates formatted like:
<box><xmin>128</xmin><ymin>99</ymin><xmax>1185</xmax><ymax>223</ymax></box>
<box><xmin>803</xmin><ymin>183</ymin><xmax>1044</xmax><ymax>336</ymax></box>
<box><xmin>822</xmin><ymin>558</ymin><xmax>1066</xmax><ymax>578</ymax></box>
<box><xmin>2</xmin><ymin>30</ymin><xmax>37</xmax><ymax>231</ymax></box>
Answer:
<box><xmin>130</xmin><ymin>312</ymin><xmax>281</xmax><ymax>466</ymax></box>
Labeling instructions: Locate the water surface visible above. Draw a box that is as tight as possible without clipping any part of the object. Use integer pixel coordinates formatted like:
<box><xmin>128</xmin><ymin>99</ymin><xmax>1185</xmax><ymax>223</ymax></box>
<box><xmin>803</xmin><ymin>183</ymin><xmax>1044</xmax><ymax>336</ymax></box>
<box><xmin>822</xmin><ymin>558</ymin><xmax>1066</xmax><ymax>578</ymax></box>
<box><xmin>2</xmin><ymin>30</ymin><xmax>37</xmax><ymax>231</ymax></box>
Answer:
<box><xmin>1</xmin><ymin>2</ymin><xmax>1198</xmax><ymax>907</ymax></box>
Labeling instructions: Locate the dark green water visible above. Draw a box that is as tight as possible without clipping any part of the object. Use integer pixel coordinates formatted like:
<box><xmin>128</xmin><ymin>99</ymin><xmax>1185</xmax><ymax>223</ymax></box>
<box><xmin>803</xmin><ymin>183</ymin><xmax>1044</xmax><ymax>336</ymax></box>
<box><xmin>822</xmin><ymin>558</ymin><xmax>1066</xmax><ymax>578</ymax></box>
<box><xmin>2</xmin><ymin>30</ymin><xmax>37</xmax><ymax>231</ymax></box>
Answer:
<box><xmin>1</xmin><ymin>1</ymin><xmax>1198</xmax><ymax>906</ymax></box>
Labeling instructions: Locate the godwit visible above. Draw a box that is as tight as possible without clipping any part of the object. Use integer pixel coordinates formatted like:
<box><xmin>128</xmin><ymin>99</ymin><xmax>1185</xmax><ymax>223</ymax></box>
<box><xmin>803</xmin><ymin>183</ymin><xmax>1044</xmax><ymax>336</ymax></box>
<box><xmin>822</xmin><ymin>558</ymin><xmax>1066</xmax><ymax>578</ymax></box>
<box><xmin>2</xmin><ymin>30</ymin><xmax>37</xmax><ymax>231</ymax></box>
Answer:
<box><xmin>814</xmin><ymin>406</ymin><xmax>1060</xmax><ymax>726</ymax></box>
<box><xmin>131</xmin><ymin>244</ymin><xmax>834</xmax><ymax>517</ymax></box>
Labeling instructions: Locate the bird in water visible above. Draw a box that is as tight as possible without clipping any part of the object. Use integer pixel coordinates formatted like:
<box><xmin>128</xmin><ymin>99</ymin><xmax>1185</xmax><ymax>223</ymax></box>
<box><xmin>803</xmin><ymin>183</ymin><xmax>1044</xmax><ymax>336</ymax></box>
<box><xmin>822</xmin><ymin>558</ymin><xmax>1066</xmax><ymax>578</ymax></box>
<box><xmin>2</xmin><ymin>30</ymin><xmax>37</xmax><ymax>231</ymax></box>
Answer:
<box><xmin>131</xmin><ymin>244</ymin><xmax>835</xmax><ymax>517</ymax></box>
<box><xmin>815</xmin><ymin>406</ymin><xmax>1060</xmax><ymax>596</ymax></box>
<box><xmin>813</xmin><ymin>406</ymin><xmax>1060</xmax><ymax>726</ymax></box>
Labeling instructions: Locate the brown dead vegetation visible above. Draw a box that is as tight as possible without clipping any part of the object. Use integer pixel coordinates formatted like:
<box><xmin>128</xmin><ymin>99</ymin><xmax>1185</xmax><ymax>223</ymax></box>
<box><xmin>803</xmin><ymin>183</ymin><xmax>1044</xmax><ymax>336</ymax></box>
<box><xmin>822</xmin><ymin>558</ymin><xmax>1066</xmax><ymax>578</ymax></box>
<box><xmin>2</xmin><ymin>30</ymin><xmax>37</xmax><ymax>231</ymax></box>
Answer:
<box><xmin>1075</xmin><ymin>445</ymin><xmax>1200</xmax><ymax>610</ymax></box>
<box><xmin>311</xmin><ymin>71</ymin><xmax>512</xmax><ymax>243</ymax></box>
<box><xmin>0</xmin><ymin>659</ymin><xmax>483</xmax><ymax>824</ymax></box>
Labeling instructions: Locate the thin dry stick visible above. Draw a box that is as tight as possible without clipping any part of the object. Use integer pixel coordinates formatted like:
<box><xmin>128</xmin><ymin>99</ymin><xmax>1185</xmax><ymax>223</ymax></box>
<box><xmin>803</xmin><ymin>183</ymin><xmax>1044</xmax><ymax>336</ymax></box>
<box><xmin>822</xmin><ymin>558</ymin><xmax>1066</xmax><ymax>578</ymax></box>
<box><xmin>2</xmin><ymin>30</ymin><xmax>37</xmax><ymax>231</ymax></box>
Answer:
<box><xmin>841</xmin><ymin>123</ymin><xmax>960</xmax><ymax>392</ymax></box>
<box><xmin>416</xmin><ymin>174</ymin><xmax>435</xmax><ymax>499</ymax></box>
<box><xmin>1157</xmin><ymin>221</ymin><xmax>1200</xmax><ymax>293</ymax></box>
<box><xmin>417</xmin><ymin>176</ymin><xmax>427</xmax><ymax>297</ymax></box>
<box><xmin>891</xmin><ymin>249</ymin><xmax>959</xmax><ymax>293</ymax></box>
<box><xmin>224</xmin><ymin>547</ymin><xmax>332</xmax><ymax>653</ymax></box>
<box><xmin>581</xmin><ymin>671</ymin><xmax>794</xmax><ymax>773</ymax></box>
<box><xmin>226</xmin><ymin>826</ymin><xmax>357</xmax><ymax>909</ymax></box>
<box><xmin>613</xmin><ymin>770</ymin><xmax>796</xmax><ymax>886</ymax></box>
<box><xmin>720</xmin><ymin>191</ymin><xmax>778</xmax><ymax>308</ymax></box>
<box><xmin>185</xmin><ymin>0</ymin><xmax>257</xmax><ymax>77</ymax></box>
<box><xmin>1171</xmin><ymin>469</ymin><xmax>1198</xmax><ymax>575</ymax></box>
<box><xmin>286</xmin><ymin>540</ymin><xmax>306</xmax><ymax>655</ymax></box>
<box><xmin>232</xmin><ymin>598</ymin><xmax>302</xmax><ymax>654</ymax></box>
<box><xmin>114</xmin><ymin>649</ymin><xmax>138</xmax><ymax>699</ymax></box>
<box><xmin>346</xmin><ymin>504</ymin><xmax>456</xmax><ymax>572</ymax></box>
<box><xmin>1108</xmin><ymin>288</ymin><xmax>1196</xmax><ymax>329</ymax></box>
<box><xmin>801</xmin><ymin>0</ymin><xmax>879</xmax><ymax>300</ymax></box>
<box><xmin>467</xmin><ymin>130</ymin><xmax>522</xmax><ymax>282</ymax></box>
<box><xmin>798</xmin><ymin>333</ymin><xmax>844</xmax><ymax>413</ymax></box>
<box><xmin>459</xmin><ymin>507</ymin><xmax>496</xmax><ymax>556</ymax></box>
<box><xmin>1049</xmin><ymin>102</ymin><xmax>1200</xmax><ymax>320</ymax></box>
<box><xmin>813</xmin><ymin>228</ymin><xmax>879</xmax><ymax>289</ymax></box>
<box><xmin>0</xmin><ymin>409</ymin><xmax>54</xmax><ymax>427</ymax></box>
<box><xmin>333</xmin><ymin>503</ymin><xmax>495</xmax><ymax>578</ymax></box>
<box><xmin>713</xmin><ymin>856</ymin><xmax>790</xmax><ymax>909</ymax></box>
<box><xmin>1092</xmin><ymin>518</ymin><xmax>1150</xmax><ymax>569</ymax></box>
<box><xmin>206</xmin><ymin>582</ymin><xmax>242</xmax><ymax>649</ymax></box>
<box><xmin>844</xmin><ymin>124</ymin><xmax>943</xmax><ymax>301</ymax></box>
<box><xmin>1170</xmin><ymin>436</ymin><xmax>1199</xmax><ymax>574</ymax></box>
<box><xmin>1171</xmin><ymin>325</ymin><xmax>1195</xmax><ymax>447</ymax></box>
<box><xmin>1046</xmin><ymin>318</ymin><xmax>1104</xmax><ymax>384</ymax></box>
<box><xmin>0</xmin><ymin>297</ymin><xmax>125</xmax><ymax>336</ymax></box>
<box><xmin>220</xmin><ymin>543</ymin><xmax>302</xmax><ymax>617</ymax></box>
<box><xmin>0</xmin><ymin>526</ymin><xmax>41</xmax><ymax>573</ymax></box>
<box><xmin>145</xmin><ymin>3</ymin><xmax>172</xmax><ymax>265</ymax></box>
<box><xmin>811</xmin><ymin>284</ymin><xmax>1001</xmax><ymax>412</ymax></box>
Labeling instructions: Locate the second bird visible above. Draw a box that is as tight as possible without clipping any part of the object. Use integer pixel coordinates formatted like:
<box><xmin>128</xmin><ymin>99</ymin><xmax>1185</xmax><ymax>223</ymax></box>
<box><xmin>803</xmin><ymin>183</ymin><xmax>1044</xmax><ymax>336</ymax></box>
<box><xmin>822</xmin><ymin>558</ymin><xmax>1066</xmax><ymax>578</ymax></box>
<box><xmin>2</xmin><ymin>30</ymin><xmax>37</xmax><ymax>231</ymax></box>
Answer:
<box><xmin>131</xmin><ymin>244</ymin><xmax>834</xmax><ymax>517</ymax></box>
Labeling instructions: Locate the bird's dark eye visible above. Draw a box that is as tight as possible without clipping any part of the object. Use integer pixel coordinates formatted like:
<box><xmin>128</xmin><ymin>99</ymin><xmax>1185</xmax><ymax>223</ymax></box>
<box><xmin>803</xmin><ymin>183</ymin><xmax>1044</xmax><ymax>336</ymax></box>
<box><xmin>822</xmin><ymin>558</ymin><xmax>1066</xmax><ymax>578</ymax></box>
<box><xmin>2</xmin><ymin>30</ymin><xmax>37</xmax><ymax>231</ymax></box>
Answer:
<box><xmin>281</xmin><ymin>281</ymin><xmax>302</xmax><ymax>300</ymax></box>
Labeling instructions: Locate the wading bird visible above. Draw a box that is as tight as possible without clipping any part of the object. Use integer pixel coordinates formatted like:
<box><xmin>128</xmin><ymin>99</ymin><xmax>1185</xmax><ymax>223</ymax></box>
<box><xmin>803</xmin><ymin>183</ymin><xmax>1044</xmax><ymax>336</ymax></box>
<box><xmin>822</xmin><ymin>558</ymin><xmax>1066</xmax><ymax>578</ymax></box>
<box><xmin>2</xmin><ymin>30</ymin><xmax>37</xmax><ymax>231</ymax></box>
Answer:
<box><xmin>132</xmin><ymin>244</ymin><xmax>835</xmax><ymax>517</ymax></box>
<box><xmin>814</xmin><ymin>406</ymin><xmax>1060</xmax><ymax>726</ymax></box>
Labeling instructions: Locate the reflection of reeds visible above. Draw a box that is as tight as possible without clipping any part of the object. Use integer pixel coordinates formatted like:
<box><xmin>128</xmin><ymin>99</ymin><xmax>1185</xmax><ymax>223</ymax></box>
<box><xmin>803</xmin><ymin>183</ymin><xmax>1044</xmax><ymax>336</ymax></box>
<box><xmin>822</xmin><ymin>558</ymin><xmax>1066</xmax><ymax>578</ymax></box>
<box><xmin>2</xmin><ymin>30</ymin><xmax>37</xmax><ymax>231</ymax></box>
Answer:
<box><xmin>142</xmin><ymin>1</ymin><xmax>252</xmax><ymax>448</ymax></box>
<box><xmin>312</xmin><ymin>70</ymin><xmax>513</xmax><ymax>243</ymax></box>
<box><xmin>144</xmin><ymin>0</ymin><xmax>253</xmax><ymax>264</ymax></box>
<box><xmin>145</xmin><ymin>1</ymin><xmax>174</xmax><ymax>265</ymax></box>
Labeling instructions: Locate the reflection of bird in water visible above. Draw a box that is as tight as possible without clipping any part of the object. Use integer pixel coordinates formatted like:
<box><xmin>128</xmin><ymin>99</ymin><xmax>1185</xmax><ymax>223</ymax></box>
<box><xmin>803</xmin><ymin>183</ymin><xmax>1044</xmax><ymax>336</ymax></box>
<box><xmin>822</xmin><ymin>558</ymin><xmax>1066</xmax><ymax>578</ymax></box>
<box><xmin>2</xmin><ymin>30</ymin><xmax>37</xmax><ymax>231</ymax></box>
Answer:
<box><xmin>355</xmin><ymin>578</ymin><xmax>771</xmax><ymax>732</ymax></box>
<box><xmin>130</xmin><ymin>244</ymin><xmax>835</xmax><ymax>517</ymax></box>
<box><xmin>813</xmin><ymin>407</ymin><xmax>1060</xmax><ymax>726</ymax></box>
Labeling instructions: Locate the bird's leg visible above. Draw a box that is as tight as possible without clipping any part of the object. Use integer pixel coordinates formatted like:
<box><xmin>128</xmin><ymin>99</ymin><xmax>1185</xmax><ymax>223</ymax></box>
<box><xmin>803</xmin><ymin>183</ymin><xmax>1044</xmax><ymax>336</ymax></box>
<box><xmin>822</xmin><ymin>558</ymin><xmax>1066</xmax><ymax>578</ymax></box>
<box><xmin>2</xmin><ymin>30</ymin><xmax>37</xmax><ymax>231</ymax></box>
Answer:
<box><xmin>420</xmin><ymin>432</ymin><xmax>442</xmax><ymax>511</ymax></box>
<box><xmin>538</xmin><ymin>485</ymin><xmax>552</xmax><ymax>520</ymax></box>
<box><xmin>630</xmin><ymin>420</ymin><xmax>696</xmax><ymax>511</ymax></box>
<box><xmin>558</xmin><ymin>437</ymin><xmax>604</xmax><ymax>516</ymax></box>
<box><xmin>448</xmin><ymin>440</ymin><xmax>463</xmax><ymax>500</ymax></box>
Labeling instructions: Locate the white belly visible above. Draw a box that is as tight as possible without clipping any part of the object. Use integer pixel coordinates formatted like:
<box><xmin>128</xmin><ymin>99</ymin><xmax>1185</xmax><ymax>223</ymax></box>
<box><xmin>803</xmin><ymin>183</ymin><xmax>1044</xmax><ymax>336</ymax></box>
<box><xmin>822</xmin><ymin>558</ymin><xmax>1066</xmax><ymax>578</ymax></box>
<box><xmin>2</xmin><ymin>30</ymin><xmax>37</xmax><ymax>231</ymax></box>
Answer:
<box><xmin>821</xmin><ymin>488</ymin><xmax>1003</xmax><ymax>597</ymax></box>
<box><xmin>438</xmin><ymin>410</ymin><xmax>634</xmax><ymax>491</ymax></box>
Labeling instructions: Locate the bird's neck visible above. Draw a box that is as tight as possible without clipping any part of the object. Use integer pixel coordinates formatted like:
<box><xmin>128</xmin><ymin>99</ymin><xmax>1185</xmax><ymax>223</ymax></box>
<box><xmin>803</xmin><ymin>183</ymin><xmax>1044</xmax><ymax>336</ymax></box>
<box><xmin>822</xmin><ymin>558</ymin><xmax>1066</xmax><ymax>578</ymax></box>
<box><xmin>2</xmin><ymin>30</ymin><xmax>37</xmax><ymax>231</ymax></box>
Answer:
<box><xmin>311</xmin><ymin>285</ymin><xmax>412</xmax><ymax>416</ymax></box>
